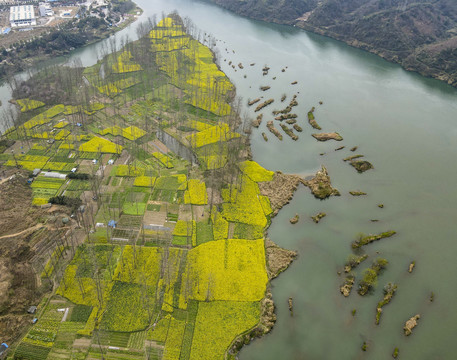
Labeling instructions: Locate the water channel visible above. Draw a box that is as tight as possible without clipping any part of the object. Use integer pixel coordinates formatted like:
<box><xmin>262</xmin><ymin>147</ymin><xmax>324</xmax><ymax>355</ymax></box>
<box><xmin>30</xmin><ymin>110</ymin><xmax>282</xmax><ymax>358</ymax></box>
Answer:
<box><xmin>1</xmin><ymin>0</ymin><xmax>457</xmax><ymax>358</ymax></box>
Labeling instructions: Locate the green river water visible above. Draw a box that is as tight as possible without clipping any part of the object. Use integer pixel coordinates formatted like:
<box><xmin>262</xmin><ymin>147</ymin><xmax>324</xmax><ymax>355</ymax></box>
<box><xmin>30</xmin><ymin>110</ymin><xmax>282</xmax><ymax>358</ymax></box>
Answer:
<box><xmin>1</xmin><ymin>1</ymin><xmax>457</xmax><ymax>358</ymax></box>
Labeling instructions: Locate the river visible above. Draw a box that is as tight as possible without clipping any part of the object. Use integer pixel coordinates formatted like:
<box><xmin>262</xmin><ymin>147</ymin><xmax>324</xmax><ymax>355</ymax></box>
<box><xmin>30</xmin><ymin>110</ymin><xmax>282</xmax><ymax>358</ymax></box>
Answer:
<box><xmin>1</xmin><ymin>0</ymin><xmax>457</xmax><ymax>359</ymax></box>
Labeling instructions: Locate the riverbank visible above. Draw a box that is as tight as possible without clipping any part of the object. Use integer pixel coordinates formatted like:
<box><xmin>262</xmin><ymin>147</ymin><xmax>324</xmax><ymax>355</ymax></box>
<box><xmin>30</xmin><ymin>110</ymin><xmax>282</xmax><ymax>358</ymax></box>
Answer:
<box><xmin>205</xmin><ymin>0</ymin><xmax>457</xmax><ymax>89</ymax></box>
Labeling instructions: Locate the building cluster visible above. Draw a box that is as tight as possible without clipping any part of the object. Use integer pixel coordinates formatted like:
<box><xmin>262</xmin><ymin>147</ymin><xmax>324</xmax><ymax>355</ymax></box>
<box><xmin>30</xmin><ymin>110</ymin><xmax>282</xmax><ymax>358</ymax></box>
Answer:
<box><xmin>6</xmin><ymin>2</ymin><xmax>56</xmax><ymax>28</ymax></box>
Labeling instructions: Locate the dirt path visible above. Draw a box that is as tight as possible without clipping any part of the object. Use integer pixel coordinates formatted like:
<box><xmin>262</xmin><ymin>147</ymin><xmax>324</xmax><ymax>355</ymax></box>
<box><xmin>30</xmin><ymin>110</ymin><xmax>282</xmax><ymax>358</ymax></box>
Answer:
<box><xmin>0</xmin><ymin>223</ymin><xmax>45</xmax><ymax>240</ymax></box>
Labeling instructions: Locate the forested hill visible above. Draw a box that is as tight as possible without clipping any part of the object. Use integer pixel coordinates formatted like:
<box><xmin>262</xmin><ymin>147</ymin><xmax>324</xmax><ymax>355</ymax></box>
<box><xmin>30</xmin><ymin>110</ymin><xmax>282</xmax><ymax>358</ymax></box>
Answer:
<box><xmin>209</xmin><ymin>0</ymin><xmax>457</xmax><ymax>87</ymax></box>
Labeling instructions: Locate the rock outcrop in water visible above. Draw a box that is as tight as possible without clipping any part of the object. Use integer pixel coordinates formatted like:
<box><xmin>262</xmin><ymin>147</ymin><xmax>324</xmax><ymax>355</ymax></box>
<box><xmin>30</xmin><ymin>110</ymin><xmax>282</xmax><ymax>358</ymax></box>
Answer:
<box><xmin>350</xmin><ymin>160</ymin><xmax>374</xmax><ymax>173</ymax></box>
<box><xmin>303</xmin><ymin>165</ymin><xmax>340</xmax><ymax>199</ymax></box>
<box><xmin>404</xmin><ymin>314</ymin><xmax>421</xmax><ymax>336</ymax></box>
<box><xmin>312</xmin><ymin>132</ymin><xmax>343</xmax><ymax>141</ymax></box>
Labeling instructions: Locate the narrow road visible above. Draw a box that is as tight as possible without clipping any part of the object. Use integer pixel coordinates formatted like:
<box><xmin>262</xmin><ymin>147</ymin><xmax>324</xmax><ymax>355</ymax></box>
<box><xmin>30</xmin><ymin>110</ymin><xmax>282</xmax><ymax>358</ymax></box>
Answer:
<box><xmin>0</xmin><ymin>223</ymin><xmax>45</xmax><ymax>240</ymax></box>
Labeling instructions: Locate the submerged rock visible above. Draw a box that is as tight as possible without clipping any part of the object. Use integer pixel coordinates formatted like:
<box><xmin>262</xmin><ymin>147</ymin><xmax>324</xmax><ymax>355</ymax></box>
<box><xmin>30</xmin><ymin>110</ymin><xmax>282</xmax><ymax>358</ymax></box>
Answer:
<box><xmin>376</xmin><ymin>283</ymin><xmax>398</xmax><ymax>325</ymax></box>
<box><xmin>255</xmin><ymin>99</ymin><xmax>274</xmax><ymax>112</ymax></box>
<box><xmin>408</xmin><ymin>261</ymin><xmax>416</xmax><ymax>273</ymax></box>
<box><xmin>352</xmin><ymin>231</ymin><xmax>396</xmax><ymax>249</ymax></box>
<box><xmin>404</xmin><ymin>314</ymin><xmax>420</xmax><ymax>336</ymax></box>
<box><xmin>267</xmin><ymin>121</ymin><xmax>283</xmax><ymax>140</ymax></box>
<box><xmin>312</xmin><ymin>132</ymin><xmax>343</xmax><ymax>141</ymax></box>
<box><xmin>260</xmin><ymin>86</ymin><xmax>271</xmax><ymax>91</ymax></box>
<box><xmin>280</xmin><ymin>124</ymin><xmax>298</xmax><ymax>140</ymax></box>
<box><xmin>349</xmin><ymin>191</ymin><xmax>367</xmax><ymax>196</ymax></box>
<box><xmin>262</xmin><ymin>132</ymin><xmax>268</xmax><ymax>142</ymax></box>
<box><xmin>307</xmin><ymin>109</ymin><xmax>321</xmax><ymax>130</ymax></box>
<box><xmin>289</xmin><ymin>214</ymin><xmax>299</xmax><ymax>224</ymax></box>
<box><xmin>248</xmin><ymin>98</ymin><xmax>261</xmax><ymax>106</ymax></box>
<box><xmin>311</xmin><ymin>212</ymin><xmax>326</xmax><ymax>223</ymax></box>
<box><xmin>252</xmin><ymin>114</ymin><xmax>263</xmax><ymax>128</ymax></box>
<box><xmin>340</xmin><ymin>274</ymin><xmax>355</xmax><ymax>297</ymax></box>
<box><xmin>303</xmin><ymin>165</ymin><xmax>340</xmax><ymax>199</ymax></box>
<box><xmin>343</xmin><ymin>154</ymin><xmax>364</xmax><ymax>161</ymax></box>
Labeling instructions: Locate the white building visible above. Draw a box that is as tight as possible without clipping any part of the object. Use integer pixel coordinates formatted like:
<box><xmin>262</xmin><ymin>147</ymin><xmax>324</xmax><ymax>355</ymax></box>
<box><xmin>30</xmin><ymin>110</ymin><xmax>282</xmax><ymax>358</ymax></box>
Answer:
<box><xmin>38</xmin><ymin>4</ymin><xmax>53</xmax><ymax>17</ymax></box>
<box><xmin>10</xmin><ymin>5</ymin><xmax>37</xmax><ymax>27</ymax></box>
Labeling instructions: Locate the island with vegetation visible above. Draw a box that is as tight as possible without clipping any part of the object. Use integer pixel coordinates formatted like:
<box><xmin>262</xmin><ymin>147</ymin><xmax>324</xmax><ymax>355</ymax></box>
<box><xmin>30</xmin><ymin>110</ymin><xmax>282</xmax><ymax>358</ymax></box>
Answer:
<box><xmin>0</xmin><ymin>14</ymin><xmax>302</xmax><ymax>360</ymax></box>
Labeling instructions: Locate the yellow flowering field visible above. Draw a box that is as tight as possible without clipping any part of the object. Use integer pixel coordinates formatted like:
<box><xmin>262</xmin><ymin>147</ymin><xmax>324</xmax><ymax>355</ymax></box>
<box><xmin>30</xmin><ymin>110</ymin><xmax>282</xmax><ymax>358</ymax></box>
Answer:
<box><xmin>162</xmin><ymin>317</ymin><xmax>186</xmax><ymax>360</ymax></box>
<box><xmin>155</xmin><ymin>174</ymin><xmax>187</xmax><ymax>190</ymax></box>
<box><xmin>187</xmin><ymin>123</ymin><xmax>240</xmax><ymax>148</ymax></box>
<box><xmin>53</xmin><ymin>121</ymin><xmax>69</xmax><ymax>128</ymax></box>
<box><xmin>123</xmin><ymin>125</ymin><xmax>146</xmax><ymax>140</ymax></box>
<box><xmin>133</xmin><ymin>176</ymin><xmax>156</xmax><ymax>187</ymax></box>
<box><xmin>211</xmin><ymin>212</ymin><xmax>229</xmax><ymax>241</ymax></box>
<box><xmin>187</xmin><ymin>120</ymin><xmax>214</xmax><ymax>131</ymax></box>
<box><xmin>32</xmin><ymin>131</ymin><xmax>50</xmax><ymax>139</ymax></box>
<box><xmin>184</xmin><ymin>179</ymin><xmax>208</xmax><ymax>205</ymax></box>
<box><xmin>101</xmin><ymin>281</ymin><xmax>155</xmax><ymax>332</ymax></box>
<box><xmin>221</xmin><ymin>176</ymin><xmax>268</xmax><ymax>227</ymax></box>
<box><xmin>151</xmin><ymin>17</ymin><xmax>233</xmax><ymax>116</ymax></box>
<box><xmin>54</xmin><ymin>129</ymin><xmax>70</xmax><ymax>140</ymax></box>
<box><xmin>79</xmin><ymin>136</ymin><xmax>122</xmax><ymax>154</ymax></box>
<box><xmin>152</xmin><ymin>151</ymin><xmax>174</xmax><ymax>168</ymax></box>
<box><xmin>64</xmin><ymin>105</ymin><xmax>79</xmax><ymax>115</ymax></box>
<box><xmin>59</xmin><ymin>143</ymin><xmax>74</xmax><ymax>150</ymax></box>
<box><xmin>22</xmin><ymin>104</ymin><xmax>65</xmax><ymax>130</ymax></box>
<box><xmin>148</xmin><ymin>315</ymin><xmax>171</xmax><ymax>343</ymax></box>
<box><xmin>97</xmin><ymin>78</ymin><xmax>141</xmax><ymax>96</ymax></box>
<box><xmin>5</xmin><ymin>154</ymin><xmax>49</xmax><ymax>170</ymax></box>
<box><xmin>84</xmin><ymin>103</ymin><xmax>105</xmax><ymax>115</ymax></box>
<box><xmin>181</xmin><ymin>238</ymin><xmax>267</xmax><ymax>302</ymax></box>
<box><xmin>97</xmin><ymin>83</ymin><xmax>120</xmax><ymax>96</ymax></box>
<box><xmin>172</xmin><ymin>220</ymin><xmax>196</xmax><ymax>247</ymax></box>
<box><xmin>203</xmin><ymin>154</ymin><xmax>228</xmax><ymax>170</ymax></box>
<box><xmin>189</xmin><ymin>301</ymin><xmax>260</xmax><ymax>360</ymax></box>
<box><xmin>16</xmin><ymin>98</ymin><xmax>45</xmax><ymax>112</ymax></box>
<box><xmin>32</xmin><ymin>197</ymin><xmax>48</xmax><ymax>206</ymax></box>
<box><xmin>259</xmin><ymin>194</ymin><xmax>273</xmax><ymax>216</ymax></box>
<box><xmin>56</xmin><ymin>265</ymin><xmax>101</xmax><ymax>307</ymax></box>
<box><xmin>112</xmin><ymin>51</ymin><xmax>143</xmax><ymax>73</ymax></box>
<box><xmin>113</xmin><ymin>246</ymin><xmax>162</xmax><ymax>287</ymax></box>
<box><xmin>160</xmin><ymin>248</ymin><xmax>186</xmax><ymax>312</ymax></box>
<box><xmin>101</xmin><ymin>125</ymin><xmax>146</xmax><ymax>140</ymax></box>
<box><xmin>151</xmin><ymin>36</ymin><xmax>190</xmax><ymax>52</ymax></box>
<box><xmin>115</xmin><ymin>164</ymin><xmax>145</xmax><ymax>177</ymax></box>
<box><xmin>5</xmin><ymin>159</ymin><xmax>47</xmax><ymax>170</ymax></box>
<box><xmin>239</xmin><ymin>161</ymin><xmax>274</xmax><ymax>182</ymax></box>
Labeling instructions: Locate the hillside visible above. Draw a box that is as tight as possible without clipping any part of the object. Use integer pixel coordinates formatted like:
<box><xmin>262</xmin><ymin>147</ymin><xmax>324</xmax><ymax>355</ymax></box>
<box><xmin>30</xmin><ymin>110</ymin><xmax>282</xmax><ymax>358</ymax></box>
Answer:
<box><xmin>209</xmin><ymin>0</ymin><xmax>457</xmax><ymax>87</ymax></box>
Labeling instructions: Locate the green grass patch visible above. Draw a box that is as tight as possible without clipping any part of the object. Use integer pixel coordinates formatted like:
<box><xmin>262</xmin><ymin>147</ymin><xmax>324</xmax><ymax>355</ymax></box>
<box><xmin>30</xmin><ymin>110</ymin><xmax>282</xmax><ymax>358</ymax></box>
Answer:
<box><xmin>196</xmin><ymin>221</ymin><xmax>213</xmax><ymax>245</ymax></box>
<box><xmin>70</xmin><ymin>304</ymin><xmax>93</xmax><ymax>322</ymax></box>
